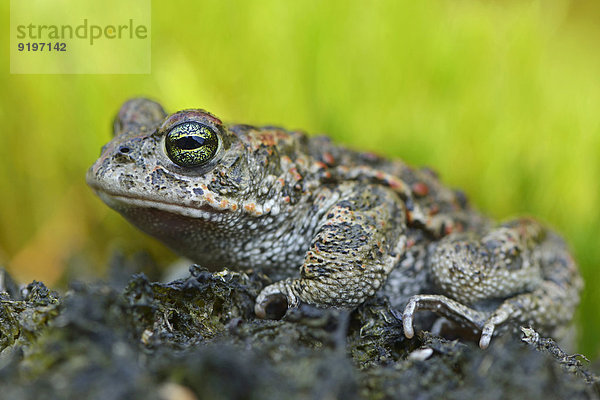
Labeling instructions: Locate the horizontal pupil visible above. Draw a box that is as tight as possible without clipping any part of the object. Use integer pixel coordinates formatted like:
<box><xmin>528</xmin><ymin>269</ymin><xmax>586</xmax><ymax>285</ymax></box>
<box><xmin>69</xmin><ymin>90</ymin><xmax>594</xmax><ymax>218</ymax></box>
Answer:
<box><xmin>175</xmin><ymin>135</ymin><xmax>206</xmax><ymax>150</ymax></box>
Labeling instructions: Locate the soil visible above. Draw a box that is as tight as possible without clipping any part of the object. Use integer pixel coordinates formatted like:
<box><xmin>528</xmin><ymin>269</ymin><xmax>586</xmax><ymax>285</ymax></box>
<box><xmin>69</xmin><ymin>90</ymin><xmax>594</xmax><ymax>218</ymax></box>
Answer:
<box><xmin>0</xmin><ymin>255</ymin><xmax>598</xmax><ymax>400</ymax></box>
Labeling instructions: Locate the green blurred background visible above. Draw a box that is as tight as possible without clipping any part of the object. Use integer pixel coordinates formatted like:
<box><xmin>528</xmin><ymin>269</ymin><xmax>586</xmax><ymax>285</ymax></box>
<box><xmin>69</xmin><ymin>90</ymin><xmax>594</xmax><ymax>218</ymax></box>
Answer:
<box><xmin>1</xmin><ymin>0</ymin><xmax>599</xmax><ymax>357</ymax></box>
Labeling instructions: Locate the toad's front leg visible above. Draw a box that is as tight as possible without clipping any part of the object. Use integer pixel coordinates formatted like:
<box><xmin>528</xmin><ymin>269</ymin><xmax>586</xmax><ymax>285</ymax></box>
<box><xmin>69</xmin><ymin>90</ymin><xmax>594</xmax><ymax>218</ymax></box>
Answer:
<box><xmin>255</xmin><ymin>183</ymin><xmax>407</xmax><ymax>318</ymax></box>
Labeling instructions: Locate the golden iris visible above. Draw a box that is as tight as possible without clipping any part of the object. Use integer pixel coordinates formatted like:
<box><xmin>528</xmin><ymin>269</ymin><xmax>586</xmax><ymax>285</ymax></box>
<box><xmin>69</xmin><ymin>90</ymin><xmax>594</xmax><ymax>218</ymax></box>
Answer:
<box><xmin>165</xmin><ymin>122</ymin><xmax>219</xmax><ymax>168</ymax></box>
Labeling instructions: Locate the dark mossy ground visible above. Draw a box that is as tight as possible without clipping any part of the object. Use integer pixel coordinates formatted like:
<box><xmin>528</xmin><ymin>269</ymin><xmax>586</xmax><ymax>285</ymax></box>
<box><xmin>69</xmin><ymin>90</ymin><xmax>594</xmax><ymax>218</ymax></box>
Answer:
<box><xmin>0</xmin><ymin>256</ymin><xmax>598</xmax><ymax>400</ymax></box>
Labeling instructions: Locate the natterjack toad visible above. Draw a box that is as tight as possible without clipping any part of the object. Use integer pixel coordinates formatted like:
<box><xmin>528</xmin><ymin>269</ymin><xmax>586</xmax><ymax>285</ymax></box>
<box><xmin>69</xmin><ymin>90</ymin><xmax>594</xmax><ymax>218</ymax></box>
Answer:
<box><xmin>87</xmin><ymin>98</ymin><xmax>582</xmax><ymax>348</ymax></box>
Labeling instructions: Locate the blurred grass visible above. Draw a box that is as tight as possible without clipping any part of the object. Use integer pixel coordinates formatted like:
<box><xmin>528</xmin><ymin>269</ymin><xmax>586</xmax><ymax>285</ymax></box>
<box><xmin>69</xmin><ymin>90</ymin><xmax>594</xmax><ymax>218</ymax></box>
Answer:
<box><xmin>1</xmin><ymin>0</ymin><xmax>599</xmax><ymax>356</ymax></box>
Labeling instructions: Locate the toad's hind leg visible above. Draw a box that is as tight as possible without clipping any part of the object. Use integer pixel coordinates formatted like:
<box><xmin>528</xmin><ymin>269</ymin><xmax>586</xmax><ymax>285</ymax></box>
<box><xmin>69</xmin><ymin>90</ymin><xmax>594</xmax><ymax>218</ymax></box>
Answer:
<box><xmin>255</xmin><ymin>183</ymin><xmax>407</xmax><ymax>317</ymax></box>
<box><xmin>403</xmin><ymin>218</ymin><xmax>582</xmax><ymax>348</ymax></box>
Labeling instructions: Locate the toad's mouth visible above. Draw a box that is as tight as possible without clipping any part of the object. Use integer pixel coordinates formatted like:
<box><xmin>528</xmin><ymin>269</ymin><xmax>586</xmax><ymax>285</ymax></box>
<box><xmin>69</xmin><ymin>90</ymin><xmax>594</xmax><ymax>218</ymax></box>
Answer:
<box><xmin>94</xmin><ymin>189</ymin><xmax>229</xmax><ymax>220</ymax></box>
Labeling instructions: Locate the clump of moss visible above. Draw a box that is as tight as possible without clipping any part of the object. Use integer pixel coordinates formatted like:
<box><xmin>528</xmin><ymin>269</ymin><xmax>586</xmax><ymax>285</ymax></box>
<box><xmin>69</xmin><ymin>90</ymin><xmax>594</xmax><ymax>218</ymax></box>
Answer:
<box><xmin>0</xmin><ymin>263</ymin><xmax>597</xmax><ymax>400</ymax></box>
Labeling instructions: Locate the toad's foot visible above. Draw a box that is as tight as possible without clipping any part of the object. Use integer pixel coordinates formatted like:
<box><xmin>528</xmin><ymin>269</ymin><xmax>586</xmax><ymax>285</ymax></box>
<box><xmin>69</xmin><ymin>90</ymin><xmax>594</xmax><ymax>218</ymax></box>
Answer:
<box><xmin>255</xmin><ymin>279</ymin><xmax>299</xmax><ymax>319</ymax></box>
<box><xmin>401</xmin><ymin>294</ymin><xmax>509</xmax><ymax>349</ymax></box>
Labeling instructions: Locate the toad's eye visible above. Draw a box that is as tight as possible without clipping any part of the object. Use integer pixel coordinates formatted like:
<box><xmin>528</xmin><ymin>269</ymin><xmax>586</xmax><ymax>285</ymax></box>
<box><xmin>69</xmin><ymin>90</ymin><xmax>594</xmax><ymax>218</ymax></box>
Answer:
<box><xmin>165</xmin><ymin>122</ymin><xmax>219</xmax><ymax>168</ymax></box>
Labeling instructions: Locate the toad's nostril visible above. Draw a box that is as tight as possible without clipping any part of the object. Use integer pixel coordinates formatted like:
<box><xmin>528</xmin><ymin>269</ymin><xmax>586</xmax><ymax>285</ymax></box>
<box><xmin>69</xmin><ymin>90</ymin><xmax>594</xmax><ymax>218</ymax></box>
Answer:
<box><xmin>119</xmin><ymin>146</ymin><xmax>131</xmax><ymax>154</ymax></box>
